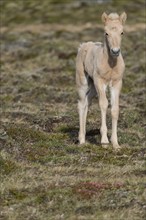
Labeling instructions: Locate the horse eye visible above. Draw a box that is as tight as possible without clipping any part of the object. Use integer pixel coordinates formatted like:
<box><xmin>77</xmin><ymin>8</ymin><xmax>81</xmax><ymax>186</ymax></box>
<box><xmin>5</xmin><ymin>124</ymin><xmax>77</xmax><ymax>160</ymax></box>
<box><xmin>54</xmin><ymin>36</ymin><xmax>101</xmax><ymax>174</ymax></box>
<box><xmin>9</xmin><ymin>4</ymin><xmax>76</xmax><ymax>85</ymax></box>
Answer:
<box><xmin>105</xmin><ymin>33</ymin><xmax>108</xmax><ymax>36</ymax></box>
<box><xmin>121</xmin><ymin>32</ymin><xmax>124</xmax><ymax>35</ymax></box>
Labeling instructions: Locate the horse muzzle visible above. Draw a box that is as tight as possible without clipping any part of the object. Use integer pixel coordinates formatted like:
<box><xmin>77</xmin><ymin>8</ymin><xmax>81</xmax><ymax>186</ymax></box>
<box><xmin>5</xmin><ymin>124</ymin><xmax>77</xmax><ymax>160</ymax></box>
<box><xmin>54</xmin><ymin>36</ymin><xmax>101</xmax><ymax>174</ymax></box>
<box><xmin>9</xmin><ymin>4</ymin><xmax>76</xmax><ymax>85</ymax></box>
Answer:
<box><xmin>111</xmin><ymin>48</ymin><xmax>120</xmax><ymax>57</ymax></box>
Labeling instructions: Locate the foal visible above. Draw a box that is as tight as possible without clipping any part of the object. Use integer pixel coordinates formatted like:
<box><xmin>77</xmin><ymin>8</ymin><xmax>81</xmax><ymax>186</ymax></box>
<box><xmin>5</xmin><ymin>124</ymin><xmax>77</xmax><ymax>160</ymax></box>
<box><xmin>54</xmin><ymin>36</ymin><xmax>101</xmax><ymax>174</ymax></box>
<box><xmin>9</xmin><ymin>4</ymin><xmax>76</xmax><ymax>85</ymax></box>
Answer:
<box><xmin>76</xmin><ymin>12</ymin><xmax>127</xmax><ymax>149</ymax></box>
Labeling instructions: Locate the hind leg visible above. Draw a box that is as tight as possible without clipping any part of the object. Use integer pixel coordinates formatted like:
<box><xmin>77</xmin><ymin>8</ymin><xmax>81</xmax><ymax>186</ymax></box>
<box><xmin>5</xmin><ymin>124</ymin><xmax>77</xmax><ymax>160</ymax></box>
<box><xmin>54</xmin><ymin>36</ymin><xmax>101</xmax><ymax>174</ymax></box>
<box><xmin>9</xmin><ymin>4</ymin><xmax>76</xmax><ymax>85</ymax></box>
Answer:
<box><xmin>78</xmin><ymin>85</ymin><xmax>88</xmax><ymax>144</ymax></box>
<box><xmin>87</xmin><ymin>81</ymin><xmax>97</xmax><ymax>106</ymax></box>
<box><xmin>78</xmin><ymin>81</ymin><xmax>96</xmax><ymax>144</ymax></box>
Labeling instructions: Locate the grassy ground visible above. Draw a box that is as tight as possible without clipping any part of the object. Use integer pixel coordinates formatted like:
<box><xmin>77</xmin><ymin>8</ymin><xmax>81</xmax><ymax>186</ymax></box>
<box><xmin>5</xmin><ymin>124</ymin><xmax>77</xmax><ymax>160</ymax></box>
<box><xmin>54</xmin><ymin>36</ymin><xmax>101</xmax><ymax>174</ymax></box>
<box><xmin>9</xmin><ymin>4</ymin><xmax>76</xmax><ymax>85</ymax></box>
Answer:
<box><xmin>0</xmin><ymin>0</ymin><xmax>146</xmax><ymax>219</ymax></box>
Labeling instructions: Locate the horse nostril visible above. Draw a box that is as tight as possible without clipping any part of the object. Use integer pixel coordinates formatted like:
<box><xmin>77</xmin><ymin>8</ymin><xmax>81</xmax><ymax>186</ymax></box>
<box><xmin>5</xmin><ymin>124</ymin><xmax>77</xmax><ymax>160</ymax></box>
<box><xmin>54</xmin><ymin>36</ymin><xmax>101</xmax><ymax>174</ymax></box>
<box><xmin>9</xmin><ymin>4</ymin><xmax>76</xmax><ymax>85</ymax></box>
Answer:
<box><xmin>111</xmin><ymin>48</ymin><xmax>120</xmax><ymax>55</ymax></box>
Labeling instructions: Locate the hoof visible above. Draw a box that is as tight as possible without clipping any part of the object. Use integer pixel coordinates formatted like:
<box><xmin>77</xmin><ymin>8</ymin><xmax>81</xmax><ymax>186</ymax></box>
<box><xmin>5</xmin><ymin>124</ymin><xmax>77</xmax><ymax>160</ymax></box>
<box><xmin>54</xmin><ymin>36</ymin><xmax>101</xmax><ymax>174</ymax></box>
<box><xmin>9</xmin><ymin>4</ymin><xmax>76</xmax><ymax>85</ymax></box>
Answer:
<box><xmin>101</xmin><ymin>138</ymin><xmax>109</xmax><ymax>149</ymax></box>
<box><xmin>113</xmin><ymin>144</ymin><xmax>121</xmax><ymax>151</ymax></box>
<box><xmin>78</xmin><ymin>140</ymin><xmax>86</xmax><ymax>145</ymax></box>
<box><xmin>102</xmin><ymin>143</ymin><xmax>109</xmax><ymax>148</ymax></box>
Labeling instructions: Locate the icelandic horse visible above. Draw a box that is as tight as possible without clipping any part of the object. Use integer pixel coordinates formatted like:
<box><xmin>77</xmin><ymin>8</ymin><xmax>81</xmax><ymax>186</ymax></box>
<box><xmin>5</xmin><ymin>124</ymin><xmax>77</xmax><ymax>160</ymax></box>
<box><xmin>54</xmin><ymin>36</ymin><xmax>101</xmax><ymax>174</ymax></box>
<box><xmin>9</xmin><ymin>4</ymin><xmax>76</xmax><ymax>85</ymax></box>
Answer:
<box><xmin>76</xmin><ymin>12</ymin><xmax>127</xmax><ymax>149</ymax></box>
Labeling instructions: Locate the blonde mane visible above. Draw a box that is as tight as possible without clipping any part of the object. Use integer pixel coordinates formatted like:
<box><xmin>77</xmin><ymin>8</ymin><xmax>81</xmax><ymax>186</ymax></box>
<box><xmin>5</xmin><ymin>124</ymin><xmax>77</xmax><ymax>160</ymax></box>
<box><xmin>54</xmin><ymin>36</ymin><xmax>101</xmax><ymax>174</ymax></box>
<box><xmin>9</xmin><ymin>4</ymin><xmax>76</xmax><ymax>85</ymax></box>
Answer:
<box><xmin>108</xmin><ymin>13</ymin><xmax>120</xmax><ymax>21</ymax></box>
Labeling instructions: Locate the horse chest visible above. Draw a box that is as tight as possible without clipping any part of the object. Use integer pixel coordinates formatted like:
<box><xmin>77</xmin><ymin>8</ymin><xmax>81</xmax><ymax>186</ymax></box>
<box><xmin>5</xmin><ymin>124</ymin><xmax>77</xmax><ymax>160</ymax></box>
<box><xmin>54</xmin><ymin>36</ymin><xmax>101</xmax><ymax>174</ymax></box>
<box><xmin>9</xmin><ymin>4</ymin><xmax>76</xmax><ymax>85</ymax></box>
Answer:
<box><xmin>98</xmin><ymin>64</ymin><xmax>123</xmax><ymax>82</ymax></box>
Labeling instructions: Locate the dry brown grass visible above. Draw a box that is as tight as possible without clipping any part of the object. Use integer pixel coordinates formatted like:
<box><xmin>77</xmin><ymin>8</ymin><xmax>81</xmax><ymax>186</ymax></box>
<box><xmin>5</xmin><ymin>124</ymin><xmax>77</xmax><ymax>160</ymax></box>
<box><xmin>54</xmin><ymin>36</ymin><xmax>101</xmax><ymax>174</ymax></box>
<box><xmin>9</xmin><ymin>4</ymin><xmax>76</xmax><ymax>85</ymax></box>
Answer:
<box><xmin>0</xmin><ymin>0</ymin><xmax>146</xmax><ymax>219</ymax></box>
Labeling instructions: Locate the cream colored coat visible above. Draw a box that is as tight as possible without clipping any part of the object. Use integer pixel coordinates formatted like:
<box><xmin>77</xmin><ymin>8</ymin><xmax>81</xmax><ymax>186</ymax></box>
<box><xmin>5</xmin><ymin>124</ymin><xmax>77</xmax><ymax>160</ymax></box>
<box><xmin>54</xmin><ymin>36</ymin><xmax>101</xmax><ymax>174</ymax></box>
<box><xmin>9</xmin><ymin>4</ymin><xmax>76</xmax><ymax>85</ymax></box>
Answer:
<box><xmin>76</xmin><ymin>12</ymin><xmax>127</xmax><ymax>149</ymax></box>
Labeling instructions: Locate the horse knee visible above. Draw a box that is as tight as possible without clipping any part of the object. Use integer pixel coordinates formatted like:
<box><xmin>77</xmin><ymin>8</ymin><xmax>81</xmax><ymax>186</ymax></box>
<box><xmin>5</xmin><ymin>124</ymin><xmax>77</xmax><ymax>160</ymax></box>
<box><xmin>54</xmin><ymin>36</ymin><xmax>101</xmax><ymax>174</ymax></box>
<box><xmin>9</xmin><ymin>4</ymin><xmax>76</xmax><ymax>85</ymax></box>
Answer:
<box><xmin>111</xmin><ymin>107</ymin><xmax>119</xmax><ymax>119</ymax></box>
<box><xmin>99</xmin><ymin>98</ymin><xmax>108</xmax><ymax>111</ymax></box>
<box><xmin>78</xmin><ymin>97</ymin><xmax>88</xmax><ymax>112</ymax></box>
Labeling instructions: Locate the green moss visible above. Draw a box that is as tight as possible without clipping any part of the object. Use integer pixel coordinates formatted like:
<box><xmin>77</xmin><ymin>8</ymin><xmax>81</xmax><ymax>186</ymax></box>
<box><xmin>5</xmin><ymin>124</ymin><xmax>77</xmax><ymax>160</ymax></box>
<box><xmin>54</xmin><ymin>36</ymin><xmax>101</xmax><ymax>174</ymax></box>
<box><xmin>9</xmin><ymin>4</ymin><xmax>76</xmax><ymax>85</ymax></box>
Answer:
<box><xmin>1</xmin><ymin>95</ymin><xmax>14</xmax><ymax>103</ymax></box>
<box><xmin>8</xmin><ymin>189</ymin><xmax>28</xmax><ymax>201</ymax></box>
<box><xmin>6</xmin><ymin>125</ymin><xmax>49</xmax><ymax>142</ymax></box>
<box><xmin>0</xmin><ymin>156</ymin><xmax>18</xmax><ymax>176</ymax></box>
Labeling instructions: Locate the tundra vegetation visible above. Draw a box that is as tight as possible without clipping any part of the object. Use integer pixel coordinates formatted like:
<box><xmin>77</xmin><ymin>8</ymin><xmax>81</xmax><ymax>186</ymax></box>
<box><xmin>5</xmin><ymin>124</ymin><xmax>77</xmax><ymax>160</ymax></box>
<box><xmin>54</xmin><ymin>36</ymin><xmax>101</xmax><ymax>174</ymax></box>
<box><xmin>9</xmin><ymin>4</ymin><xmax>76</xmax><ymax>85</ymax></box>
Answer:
<box><xmin>0</xmin><ymin>0</ymin><xmax>146</xmax><ymax>219</ymax></box>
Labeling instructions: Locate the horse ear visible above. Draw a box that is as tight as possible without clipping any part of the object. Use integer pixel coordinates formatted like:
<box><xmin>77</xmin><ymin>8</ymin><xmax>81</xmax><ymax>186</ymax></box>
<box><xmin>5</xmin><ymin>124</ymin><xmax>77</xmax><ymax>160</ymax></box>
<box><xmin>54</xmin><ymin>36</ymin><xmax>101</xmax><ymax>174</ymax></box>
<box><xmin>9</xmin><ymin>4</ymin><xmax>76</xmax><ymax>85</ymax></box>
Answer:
<box><xmin>101</xmin><ymin>12</ymin><xmax>108</xmax><ymax>23</ymax></box>
<box><xmin>120</xmin><ymin>12</ymin><xmax>127</xmax><ymax>24</ymax></box>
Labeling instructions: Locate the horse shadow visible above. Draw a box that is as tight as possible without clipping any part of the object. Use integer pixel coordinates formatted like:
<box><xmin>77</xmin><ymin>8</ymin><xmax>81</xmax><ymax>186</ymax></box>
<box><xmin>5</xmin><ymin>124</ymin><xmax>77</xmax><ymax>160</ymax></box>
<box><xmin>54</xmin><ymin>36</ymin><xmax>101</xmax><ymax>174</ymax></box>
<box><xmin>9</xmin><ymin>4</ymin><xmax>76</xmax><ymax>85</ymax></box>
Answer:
<box><xmin>61</xmin><ymin>125</ymin><xmax>101</xmax><ymax>145</ymax></box>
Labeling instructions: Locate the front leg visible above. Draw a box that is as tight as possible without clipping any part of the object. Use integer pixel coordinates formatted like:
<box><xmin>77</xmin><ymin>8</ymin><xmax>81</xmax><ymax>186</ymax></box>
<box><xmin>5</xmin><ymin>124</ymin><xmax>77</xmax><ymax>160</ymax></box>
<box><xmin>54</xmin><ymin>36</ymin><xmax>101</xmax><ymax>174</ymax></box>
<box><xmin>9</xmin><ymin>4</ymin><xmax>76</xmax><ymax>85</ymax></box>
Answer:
<box><xmin>94</xmin><ymin>77</ymin><xmax>109</xmax><ymax>146</ymax></box>
<box><xmin>110</xmin><ymin>80</ymin><xmax>122</xmax><ymax>149</ymax></box>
